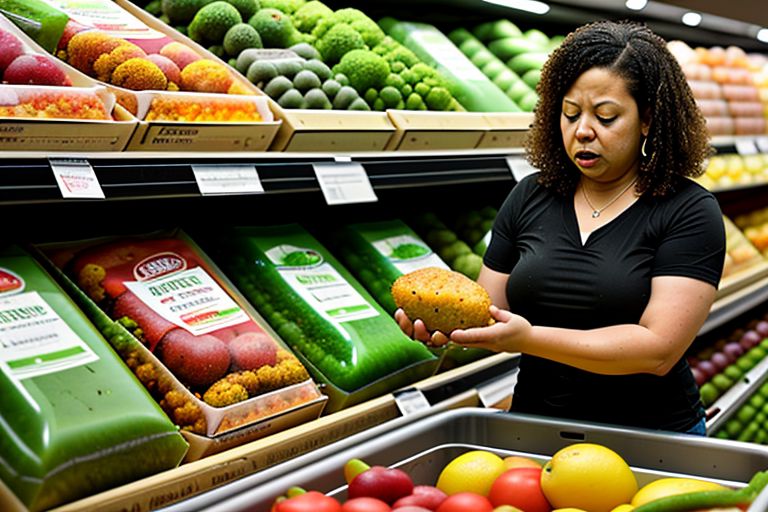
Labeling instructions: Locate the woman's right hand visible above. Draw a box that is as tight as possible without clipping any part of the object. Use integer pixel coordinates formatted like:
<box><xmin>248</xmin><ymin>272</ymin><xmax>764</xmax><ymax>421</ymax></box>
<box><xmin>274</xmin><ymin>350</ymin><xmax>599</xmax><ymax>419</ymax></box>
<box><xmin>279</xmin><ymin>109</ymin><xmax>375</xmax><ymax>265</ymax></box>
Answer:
<box><xmin>394</xmin><ymin>308</ymin><xmax>450</xmax><ymax>347</ymax></box>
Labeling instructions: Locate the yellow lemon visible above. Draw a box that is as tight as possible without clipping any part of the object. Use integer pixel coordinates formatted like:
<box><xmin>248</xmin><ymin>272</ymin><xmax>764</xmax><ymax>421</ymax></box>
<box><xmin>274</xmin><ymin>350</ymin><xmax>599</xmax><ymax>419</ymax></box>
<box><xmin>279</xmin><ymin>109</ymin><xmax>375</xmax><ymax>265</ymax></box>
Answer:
<box><xmin>611</xmin><ymin>505</ymin><xmax>635</xmax><ymax>512</ymax></box>
<box><xmin>436</xmin><ymin>449</ymin><xmax>505</xmax><ymax>496</ymax></box>
<box><xmin>630</xmin><ymin>477</ymin><xmax>728</xmax><ymax>506</ymax></box>
<box><xmin>552</xmin><ymin>509</ymin><xmax>588</xmax><ymax>512</ymax></box>
<box><xmin>540</xmin><ymin>443</ymin><xmax>638</xmax><ymax>512</ymax></box>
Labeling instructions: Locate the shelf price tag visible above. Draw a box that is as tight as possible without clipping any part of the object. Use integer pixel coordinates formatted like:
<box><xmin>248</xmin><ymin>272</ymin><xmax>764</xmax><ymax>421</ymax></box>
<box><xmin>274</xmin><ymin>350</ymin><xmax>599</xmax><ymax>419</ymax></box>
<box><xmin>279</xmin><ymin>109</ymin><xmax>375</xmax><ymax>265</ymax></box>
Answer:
<box><xmin>756</xmin><ymin>137</ymin><xmax>768</xmax><ymax>153</ymax></box>
<box><xmin>393</xmin><ymin>388</ymin><xmax>430</xmax><ymax>416</ymax></box>
<box><xmin>49</xmin><ymin>158</ymin><xmax>104</xmax><ymax>199</ymax></box>
<box><xmin>313</xmin><ymin>161</ymin><xmax>377</xmax><ymax>205</ymax></box>
<box><xmin>735</xmin><ymin>139</ymin><xmax>759</xmax><ymax>156</ymax></box>
<box><xmin>191</xmin><ymin>164</ymin><xmax>264</xmax><ymax>195</ymax></box>
<box><xmin>505</xmin><ymin>155</ymin><xmax>538</xmax><ymax>182</ymax></box>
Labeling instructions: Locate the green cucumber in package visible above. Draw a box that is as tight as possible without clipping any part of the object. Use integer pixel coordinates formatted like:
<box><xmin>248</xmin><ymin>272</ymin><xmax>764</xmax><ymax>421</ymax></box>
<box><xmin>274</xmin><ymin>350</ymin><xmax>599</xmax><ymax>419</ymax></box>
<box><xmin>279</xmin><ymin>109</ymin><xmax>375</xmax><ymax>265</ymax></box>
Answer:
<box><xmin>210</xmin><ymin>225</ymin><xmax>438</xmax><ymax>396</ymax></box>
<box><xmin>0</xmin><ymin>245</ymin><xmax>187</xmax><ymax>511</ymax></box>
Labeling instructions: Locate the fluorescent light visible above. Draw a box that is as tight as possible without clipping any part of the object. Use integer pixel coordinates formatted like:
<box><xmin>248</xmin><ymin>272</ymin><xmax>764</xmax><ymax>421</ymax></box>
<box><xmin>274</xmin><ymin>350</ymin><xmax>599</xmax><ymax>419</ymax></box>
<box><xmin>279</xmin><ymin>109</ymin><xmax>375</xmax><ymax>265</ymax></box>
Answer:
<box><xmin>759</xmin><ymin>28</ymin><xmax>768</xmax><ymax>43</ymax></box>
<box><xmin>625</xmin><ymin>0</ymin><xmax>647</xmax><ymax>10</ymax></box>
<box><xmin>482</xmin><ymin>0</ymin><xmax>550</xmax><ymax>15</ymax></box>
<box><xmin>682</xmin><ymin>12</ymin><xmax>702</xmax><ymax>26</ymax></box>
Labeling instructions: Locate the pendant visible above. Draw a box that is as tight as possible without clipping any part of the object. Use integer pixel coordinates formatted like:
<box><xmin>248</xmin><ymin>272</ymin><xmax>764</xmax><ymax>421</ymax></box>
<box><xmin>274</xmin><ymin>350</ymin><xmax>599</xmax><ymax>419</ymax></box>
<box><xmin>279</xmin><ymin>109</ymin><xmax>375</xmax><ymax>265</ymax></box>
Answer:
<box><xmin>592</xmin><ymin>210</ymin><xmax>600</xmax><ymax>218</ymax></box>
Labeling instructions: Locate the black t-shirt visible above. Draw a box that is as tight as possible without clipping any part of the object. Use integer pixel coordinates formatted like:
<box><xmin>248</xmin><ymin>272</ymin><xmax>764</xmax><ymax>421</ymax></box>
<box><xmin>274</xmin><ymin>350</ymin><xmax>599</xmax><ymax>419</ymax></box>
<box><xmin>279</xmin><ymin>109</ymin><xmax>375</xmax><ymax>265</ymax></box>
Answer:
<box><xmin>484</xmin><ymin>173</ymin><xmax>725</xmax><ymax>432</ymax></box>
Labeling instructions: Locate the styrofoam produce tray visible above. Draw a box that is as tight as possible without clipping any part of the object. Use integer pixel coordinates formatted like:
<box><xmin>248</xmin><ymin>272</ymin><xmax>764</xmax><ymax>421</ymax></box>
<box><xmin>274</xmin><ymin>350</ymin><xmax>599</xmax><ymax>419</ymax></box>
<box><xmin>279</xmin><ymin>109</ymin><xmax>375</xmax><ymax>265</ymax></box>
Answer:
<box><xmin>158</xmin><ymin>407</ymin><xmax>768</xmax><ymax>511</ymax></box>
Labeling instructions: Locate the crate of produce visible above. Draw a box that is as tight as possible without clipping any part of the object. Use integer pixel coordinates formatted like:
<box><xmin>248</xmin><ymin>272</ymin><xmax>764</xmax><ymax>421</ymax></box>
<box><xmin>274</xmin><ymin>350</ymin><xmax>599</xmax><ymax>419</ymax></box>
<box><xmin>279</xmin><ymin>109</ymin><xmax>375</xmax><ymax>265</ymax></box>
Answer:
<box><xmin>0</xmin><ymin>12</ymin><xmax>136</xmax><ymax>151</ymax></box>
<box><xmin>478</xmin><ymin>112</ymin><xmax>535</xmax><ymax>148</ymax></box>
<box><xmin>36</xmin><ymin>231</ymin><xmax>326</xmax><ymax>449</ymax></box>
<box><xmin>0</xmin><ymin>245</ymin><xmax>188</xmax><ymax>512</ymax></box>
<box><xmin>201</xmin><ymin>224</ymin><xmax>441</xmax><ymax>413</ymax></box>
<box><xmin>160</xmin><ymin>407</ymin><xmax>768</xmax><ymax>511</ymax></box>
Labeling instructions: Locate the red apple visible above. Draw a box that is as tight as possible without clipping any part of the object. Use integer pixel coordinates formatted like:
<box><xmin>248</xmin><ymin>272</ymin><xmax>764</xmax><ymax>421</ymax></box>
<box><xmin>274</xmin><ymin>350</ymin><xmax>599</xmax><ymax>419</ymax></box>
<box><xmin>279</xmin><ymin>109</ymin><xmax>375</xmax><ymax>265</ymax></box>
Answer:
<box><xmin>740</xmin><ymin>330</ymin><xmax>761</xmax><ymax>350</ymax></box>
<box><xmin>724</xmin><ymin>342</ymin><xmax>744</xmax><ymax>361</ymax></box>
<box><xmin>392</xmin><ymin>486</ymin><xmax>447</xmax><ymax>510</ymax></box>
<box><xmin>696</xmin><ymin>360</ymin><xmax>717</xmax><ymax>380</ymax></box>
<box><xmin>393</xmin><ymin>508</ymin><xmax>431</xmax><ymax>512</ymax></box>
<box><xmin>756</xmin><ymin>321</ymin><xmax>768</xmax><ymax>338</ymax></box>
<box><xmin>348</xmin><ymin>466</ymin><xmax>414</xmax><ymax>505</ymax></box>
<box><xmin>691</xmin><ymin>366</ymin><xmax>706</xmax><ymax>387</ymax></box>
<box><xmin>341</xmin><ymin>497</ymin><xmax>391</xmax><ymax>512</ymax></box>
<box><xmin>710</xmin><ymin>352</ymin><xmax>729</xmax><ymax>371</ymax></box>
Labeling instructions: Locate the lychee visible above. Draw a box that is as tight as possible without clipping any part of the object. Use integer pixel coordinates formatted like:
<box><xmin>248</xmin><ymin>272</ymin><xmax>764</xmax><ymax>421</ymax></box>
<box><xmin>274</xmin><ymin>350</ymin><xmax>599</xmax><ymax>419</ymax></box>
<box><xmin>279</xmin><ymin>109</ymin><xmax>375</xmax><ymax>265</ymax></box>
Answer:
<box><xmin>4</xmin><ymin>54</ymin><xmax>72</xmax><ymax>86</ymax></box>
<box><xmin>228</xmin><ymin>332</ymin><xmax>277</xmax><ymax>371</ymax></box>
<box><xmin>157</xmin><ymin>329</ymin><xmax>231</xmax><ymax>388</ymax></box>
<box><xmin>159</xmin><ymin>41</ymin><xmax>201</xmax><ymax>71</ymax></box>
<box><xmin>146</xmin><ymin>53</ymin><xmax>181</xmax><ymax>85</ymax></box>
<box><xmin>0</xmin><ymin>29</ymin><xmax>24</xmax><ymax>76</ymax></box>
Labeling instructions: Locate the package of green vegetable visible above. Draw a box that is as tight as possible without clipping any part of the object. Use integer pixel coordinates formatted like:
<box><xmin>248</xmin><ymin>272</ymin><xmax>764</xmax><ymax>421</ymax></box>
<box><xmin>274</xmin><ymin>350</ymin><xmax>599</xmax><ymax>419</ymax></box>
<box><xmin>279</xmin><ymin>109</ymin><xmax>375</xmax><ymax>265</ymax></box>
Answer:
<box><xmin>0</xmin><ymin>245</ymin><xmax>188</xmax><ymax>512</ymax></box>
<box><xmin>205</xmin><ymin>224</ymin><xmax>440</xmax><ymax>412</ymax></box>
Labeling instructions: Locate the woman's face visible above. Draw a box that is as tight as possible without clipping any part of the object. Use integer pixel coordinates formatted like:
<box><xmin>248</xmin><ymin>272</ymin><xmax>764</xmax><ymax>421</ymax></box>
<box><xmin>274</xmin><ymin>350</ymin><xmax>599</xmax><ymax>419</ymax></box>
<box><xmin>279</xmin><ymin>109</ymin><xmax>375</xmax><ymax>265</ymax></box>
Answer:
<box><xmin>560</xmin><ymin>67</ymin><xmax>650</xmax><ymax>184</ymax></box>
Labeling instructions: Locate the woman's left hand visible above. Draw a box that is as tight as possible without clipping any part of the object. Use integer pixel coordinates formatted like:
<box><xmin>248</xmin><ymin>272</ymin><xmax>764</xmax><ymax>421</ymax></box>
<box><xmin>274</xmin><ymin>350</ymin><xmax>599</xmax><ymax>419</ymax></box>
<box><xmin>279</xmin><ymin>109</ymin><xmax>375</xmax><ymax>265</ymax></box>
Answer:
<box><xmin>448</xmin><ymin>305</ymin><xmax>532</xmax><ymax>353</ymax></box>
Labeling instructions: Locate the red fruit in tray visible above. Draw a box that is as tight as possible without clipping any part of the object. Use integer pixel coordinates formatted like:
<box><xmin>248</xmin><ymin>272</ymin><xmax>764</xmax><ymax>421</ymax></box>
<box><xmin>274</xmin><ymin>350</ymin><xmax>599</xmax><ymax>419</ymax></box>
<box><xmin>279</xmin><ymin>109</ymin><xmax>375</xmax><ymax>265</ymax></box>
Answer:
<box><xmin>756</xmin><ymin>321</ymin><xmax>768</xmax><ymax>338</ymax></box>
<box><xmin>57</xmin><ymin>20</ymin><xmax>90</xmax><ymax>52</ymax></box>
<box><xmin>691</xmin><ymin>366</ymin><xmax>706</xmax><ymax>387</ymax></box>
<box><xmin>0</xmin><ymin>29</ymin><xmax>24</xmax><ymax>76</ymax></box>
<box><xmin>340</xmin><ymin>497</ymin><xmax>391</xmax><ymax>512</ymax></box>
<box><xmin>4</xmin><ymin>54</ymin><xmax>72</xmax><ymax>86</ymax></box>
<box><xmin>157</xmin><ymin>329</ymin><xmax>230</xmax><ymax>388</ymax></box>
<box><xmin>147</xmin><ymin>53</ymin><xmax>181</xmax><ymax>85</ymax></box>
<box><xmin>392</xmin><ymin>485</ymin><xmax>447</xmax><ymax>510</ymax></box>
<box><xmin>113</xmin><ymin>290</ymin><xmax>175</xmax><ymax>347</ymax></box>
<box><xmin>710</xmin><ymin>352</ymin><xmax>730</xmax><ymax>371</ymax></box>
<box><xmin>740</xmin><ymin>330</ymin><xmax>761</xmax><ymax>350</ymax></box>
<box><xmin>210</xmin><ymin>326</ymin><xmax>238</xmax><ymax>344</ymax></box>
<box><xmin>228</xmin><ymin>332</ymin><xmax>277</xmax><ymax>370</ymax></box>
<box><xmin>724</xmin><ymin>342</ymin><xmax>744</xmax><ymax>361</ymax></box>
<box><xmin>159</xmin><ymin>41</ymin><xmax>201</xmax><ymax>71</ymax></box>
<box><xmin>696</xmin><ymin>360</ymin><xmax>717</xmax><ymax>380</ymax></box>
<box><xmin>348</xmin><ymin>466</ymin><xmax>414</xmax><ymax>505</ymax></box>
<box><xmin>435</xmin><ymin>493</ymin><xmax>493</xmax><ymax>512</ymax></box>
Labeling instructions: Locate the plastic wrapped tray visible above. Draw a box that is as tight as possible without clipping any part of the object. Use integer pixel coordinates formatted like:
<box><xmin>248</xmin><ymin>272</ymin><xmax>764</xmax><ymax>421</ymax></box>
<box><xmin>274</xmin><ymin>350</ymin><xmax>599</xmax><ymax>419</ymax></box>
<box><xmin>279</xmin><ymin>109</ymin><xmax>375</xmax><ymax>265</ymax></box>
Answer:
<box><xmin>160</xmin><ymin>407</ymin><xmax>768</xmax><ymax>511</ymax></box>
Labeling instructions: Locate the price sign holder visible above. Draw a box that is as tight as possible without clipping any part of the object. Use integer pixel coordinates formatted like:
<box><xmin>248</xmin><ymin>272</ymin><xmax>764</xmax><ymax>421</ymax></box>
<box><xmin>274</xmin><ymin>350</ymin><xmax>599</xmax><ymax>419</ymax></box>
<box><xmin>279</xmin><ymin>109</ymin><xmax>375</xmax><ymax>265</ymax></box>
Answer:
<box><xmin>505</xmin><ymin>155</ymin><xmax>538</xmax><ymax>182</ymax></box>
<box><xmin>735</xmin><ymin>139</ymin><xmax>759</xmax><ymax>156</ymax></box>
<box><xmin>313</xmin><ymin>160</ymin><xmax>377</xmax><ymax>205</ymax></box>
<box><xmin>191</xmin><ymin>164</ymin><xmax>265</xmax><ymax>195</ymax></box>
<box><xmin>49</xmin><ymin>158</ymin><xmax>105</xmax><ymax>199</ymax></box>
<box><xmin>393</xmin><ymin>388</ymin><xmax>431</xmax><ymax>417</ymax></box>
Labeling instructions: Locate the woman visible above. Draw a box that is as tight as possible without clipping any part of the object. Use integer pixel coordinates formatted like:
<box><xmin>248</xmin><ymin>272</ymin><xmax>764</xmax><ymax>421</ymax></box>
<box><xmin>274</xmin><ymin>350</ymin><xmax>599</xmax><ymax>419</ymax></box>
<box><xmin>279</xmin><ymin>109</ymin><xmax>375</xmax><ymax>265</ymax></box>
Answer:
<box><xmin>396</xmin><ymin>20</ymin><xmax>725</xmax><ymax>433</ymax></box>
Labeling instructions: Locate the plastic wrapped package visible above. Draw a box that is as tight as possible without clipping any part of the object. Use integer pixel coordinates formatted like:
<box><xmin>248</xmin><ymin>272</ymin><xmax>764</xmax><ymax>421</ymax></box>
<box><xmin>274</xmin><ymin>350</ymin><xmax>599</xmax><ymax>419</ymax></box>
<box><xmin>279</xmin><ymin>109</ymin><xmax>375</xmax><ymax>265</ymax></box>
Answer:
<box><xmin>203</xmin><ymin>225</ymin><xmax>440</xmax><ymax>412</ymax></box>
<box><xmin>0</xmin><ymin>245</ymin><xmax>188</xmax><ymax>512</ymax></box>
<box><xmin>0</xmin><ymin>84</ymin><xmax>112</xmax><ymax>120</ymax></box>
<box><xmin>40</xmin><ymin>233</ymin><xmax>325</xmax><ymax>437</ymax></box>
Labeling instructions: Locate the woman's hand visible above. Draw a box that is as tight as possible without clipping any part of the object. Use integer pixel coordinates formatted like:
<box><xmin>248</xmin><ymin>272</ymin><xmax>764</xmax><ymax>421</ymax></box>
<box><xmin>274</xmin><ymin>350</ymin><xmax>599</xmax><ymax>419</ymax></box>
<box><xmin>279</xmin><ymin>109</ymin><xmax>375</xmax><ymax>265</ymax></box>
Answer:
<box><xmin>394</xmin><ymin>308</ymin><xmax>451</xmax><ymax>347</ymax></box>
<box><xmin>448</xmin><ymin>305</ymin><xmax>532</xmax><ymax>353</ymax></box>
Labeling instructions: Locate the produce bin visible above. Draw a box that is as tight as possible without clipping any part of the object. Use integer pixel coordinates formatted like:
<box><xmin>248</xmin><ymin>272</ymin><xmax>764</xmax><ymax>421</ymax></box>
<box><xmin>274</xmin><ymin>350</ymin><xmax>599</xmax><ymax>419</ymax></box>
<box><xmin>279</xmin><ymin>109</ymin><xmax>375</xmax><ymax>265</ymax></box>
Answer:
<box><xmin>477</xmin><ymin>112</ymin><xmax>534</xmax><ymax>149</ymax></box>
<box><xmin>161</xmin><ymin>407</ymin><xmax>768</xmax><ymax>511</ymax></box>
<box><xmin>385</xmin><ymin>110</ymin><xmax>488</xmax><ymax>150</ymax></box>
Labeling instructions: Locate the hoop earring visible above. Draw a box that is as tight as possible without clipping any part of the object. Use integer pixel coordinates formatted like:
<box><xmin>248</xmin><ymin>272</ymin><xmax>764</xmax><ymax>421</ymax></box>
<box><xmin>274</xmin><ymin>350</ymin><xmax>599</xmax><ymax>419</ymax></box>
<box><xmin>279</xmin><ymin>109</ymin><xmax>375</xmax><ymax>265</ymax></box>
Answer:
<box><xmin>641</xmin><ymin>137</ymin><xmax>649</xmax><ymax>158</ymax></box>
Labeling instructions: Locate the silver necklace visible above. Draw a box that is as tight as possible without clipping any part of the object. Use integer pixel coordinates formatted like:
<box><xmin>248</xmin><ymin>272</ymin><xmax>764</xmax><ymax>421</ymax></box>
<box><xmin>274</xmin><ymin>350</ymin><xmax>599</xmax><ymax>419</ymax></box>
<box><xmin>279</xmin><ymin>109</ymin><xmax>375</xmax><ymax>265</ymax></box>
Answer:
<box><xmin>581</xmin><ymin>177</ymin><xmax>638</xmax><ymax>218</ymax></box>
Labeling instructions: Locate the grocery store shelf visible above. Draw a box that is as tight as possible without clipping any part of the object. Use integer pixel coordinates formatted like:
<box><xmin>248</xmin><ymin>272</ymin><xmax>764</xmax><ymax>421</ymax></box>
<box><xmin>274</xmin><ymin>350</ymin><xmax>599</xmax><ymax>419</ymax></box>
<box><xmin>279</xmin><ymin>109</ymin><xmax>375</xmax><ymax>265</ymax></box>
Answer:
<box><xmin>706</xmin><ymin>355</ymin><xmax>768</xmax><ymax>432</ymax></box>
<box><xmin>702</xmin><ymin>275</ymin><xmax>768</xmax><ymax>336</ymax></box>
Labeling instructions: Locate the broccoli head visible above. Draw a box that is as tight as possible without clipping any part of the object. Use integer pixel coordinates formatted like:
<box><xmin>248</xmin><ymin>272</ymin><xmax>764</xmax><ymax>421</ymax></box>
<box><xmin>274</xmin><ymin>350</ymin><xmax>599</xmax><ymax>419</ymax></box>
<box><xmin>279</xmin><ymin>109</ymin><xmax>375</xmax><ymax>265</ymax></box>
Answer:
<box><xmin>426</xmin><ymin>86</ymin><xmax>453</xmax><ymax>111</ymax></box>
<box><xmin>315</xmin><ymin>23</ymin><xmax>366</xmax><ymax>65</ymax></box>
<box><xmin>332</xmin><ymin>49</ymin><xmax>389</xmax><ymax>93</ymax></box>
<box><xmin>312</xmin><ymin>8</ymin><xmax>384</xmax><ymax>48</ymax></box>
<box><xmin>260</xmin><ymin>0</ymin><xmax>306</xmax><ymax>14</ymax></box>
<box><xmin>292</xmin><ymin>0</ymin><xmax>332</xmax><ymax>33</ymax></box>
<box><xmin>187</xmin><ymin>1</ymin><xmax>242</xmax><ymax>44</ymax></box>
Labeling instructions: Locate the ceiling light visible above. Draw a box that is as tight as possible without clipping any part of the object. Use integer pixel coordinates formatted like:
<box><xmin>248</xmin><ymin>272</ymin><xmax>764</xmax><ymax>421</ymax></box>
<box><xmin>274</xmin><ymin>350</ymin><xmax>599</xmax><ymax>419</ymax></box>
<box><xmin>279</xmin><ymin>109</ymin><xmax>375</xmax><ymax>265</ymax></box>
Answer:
<box><xmin>759</xmin><ymin>28</ymin><xmax>768</xmax><ymax>43</ymax></box>
<box><xmin>625</xmin><ymin>0</ymin><xmax>647</xmax><ymax>10</ymax></box>
<box><xmin>681</xmin><ymin>12</ymin><xmax>702</xmax><ymax>27</ymax></box>
<box><xmin>482</xmin><ymin>0</ymin><xmax>550</xmax><ymax>15</ymax></box>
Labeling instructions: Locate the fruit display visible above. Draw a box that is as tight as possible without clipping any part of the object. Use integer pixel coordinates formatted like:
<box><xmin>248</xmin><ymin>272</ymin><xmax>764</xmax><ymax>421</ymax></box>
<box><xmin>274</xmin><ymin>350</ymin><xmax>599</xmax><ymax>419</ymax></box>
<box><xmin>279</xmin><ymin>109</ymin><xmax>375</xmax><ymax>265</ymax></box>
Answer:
<box><xmin>409</xmin><ymin>212</ymin><xmax>485</xmax><ymax>280</ymax></box>
<box><xmin>327</xmin><ymin>220</ymin><xmax>450</xmax><ymax>314</ymax></box>
<box><xmin>0</xmin><ymin>245</ymin><xmax>188</xmax><ymax>511</ymax></box>
<box><xmin>670</xmin><ymin>41</ymin><xmax>767</xmax><ymax>136</ymax></box>
<box><xmin>203</xmin><ymin>224</ymin><xmax>439</xmax><ymax>411</ymax></box>
<box><xmin>712</xmin><ymin>379</ymin><xmax>768</xmax><ymax>444</ymax></box>
<box><xmin>391</xmin><ymin>267</ymin><xmax>493</xmax><ymax>335</ymax></box>
<box><xmin>697</xmin><ymin>152</ymin><xmax>768</xmax><ymax>189</ymax></box>
<box><xmin>721</xmin><ymin>215</ymin><xmax>766</xmax><ymax>280</ymax></box>
<box><xmin>42</xmin><ymin>234</ymin><xmax>324</xmax><ymax>436</ymax></box>
<box><xmin>448</xmin><ymin>20</ymin><xmax>563</xmax><ymax>112</ymax></box>
<box><xmin>379</xmin><ymin>17</ymin><xmax>522</xmax><ymax>112</ymax></box>
<box><xmin>269</xmin><ymin>444</ymin><xmax>768</xmax><ymax>512</ymax></box>
<box><xmin>735</xmin><ymin>205</ymin><xmax>768</xmax><ymax>257</ymax></box>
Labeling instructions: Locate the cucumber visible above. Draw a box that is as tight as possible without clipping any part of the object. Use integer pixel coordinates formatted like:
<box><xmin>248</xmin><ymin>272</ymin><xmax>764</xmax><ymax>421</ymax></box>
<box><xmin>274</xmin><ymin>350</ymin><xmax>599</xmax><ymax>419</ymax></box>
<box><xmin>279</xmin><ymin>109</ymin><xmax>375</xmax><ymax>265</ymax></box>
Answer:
<box><xmin>488</xmin><ymin>36</ymin><xmax>546</xmax><ymax>61</ymax></box>
<box><xmin>473</xmin><ymin>19</ymin><xmax>522</xmax><ymax>42</ymax></box>
<box><xmin>507</xmin><ymin>52</ymin><xmax>550</xmax><ymax>75</ymax></box>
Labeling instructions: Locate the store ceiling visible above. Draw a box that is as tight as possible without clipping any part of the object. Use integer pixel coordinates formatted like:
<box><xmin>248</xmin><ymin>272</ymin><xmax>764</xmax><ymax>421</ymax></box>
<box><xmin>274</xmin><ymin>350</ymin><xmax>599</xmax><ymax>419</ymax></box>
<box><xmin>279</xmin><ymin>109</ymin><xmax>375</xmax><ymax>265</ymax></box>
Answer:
<box><xmin>654</xmin><ymin>0</ymin><xmax>768</xmax><ymax>28</ymax></box>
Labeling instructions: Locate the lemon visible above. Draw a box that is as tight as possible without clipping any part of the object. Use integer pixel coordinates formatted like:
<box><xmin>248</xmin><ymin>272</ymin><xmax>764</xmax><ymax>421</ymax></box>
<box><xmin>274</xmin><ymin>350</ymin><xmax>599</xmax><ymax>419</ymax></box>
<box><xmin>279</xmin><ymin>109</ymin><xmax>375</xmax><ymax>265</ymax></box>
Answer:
<box><xmin>540</xmin><ymin>443</ymin><xmax>638</xmax><ymax>512</ymax></box>
<box><xmin>436</xmin><ymin>449</ymin><xmax>505</xmax><ymax>496</ymax></box>
<box><xmin>630</xmin><ymin>477</ymin><xmax>728</xmax><ymax>506</ymax></box>
<box><xmin>610</xmin><ymin>505</ymin><xmax>635</xmax><ymax>512</ymax></box>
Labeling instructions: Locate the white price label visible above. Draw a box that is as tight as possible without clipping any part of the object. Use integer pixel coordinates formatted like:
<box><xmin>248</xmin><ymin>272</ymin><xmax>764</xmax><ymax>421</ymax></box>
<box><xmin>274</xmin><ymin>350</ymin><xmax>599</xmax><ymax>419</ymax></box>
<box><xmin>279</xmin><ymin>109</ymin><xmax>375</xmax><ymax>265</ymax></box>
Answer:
<box><xmin>393</xmin><ymin>388</ymin><xmax>431</xmax><ymax>416</ymax></box>
<box><xmin>505</xmin><ymin>155</ymin><xmax>538</xmax><ymax>182</ymax></box>
<box><xmin>756</xmin><ymin>137</ymin><xmax>768</xmax><ymax>153</ymax></box>
<box><xmin>313</xmin><ymin>161</ymin><xmax>377</xmax><ymax>205</ymax></box>
<box><xmin>49</xmin><ymin>158</ymin><xmax>104</xmax><ymax>199</ymax></box>
<box><xmin>735</xmin><ymin>139</ymin><xmax>759</xmax><ymax>156</ymax></box>
<box><xmin>192</xmin><ymin>164</ymin><xmax>264</xmax><ymax>195</ymax></box>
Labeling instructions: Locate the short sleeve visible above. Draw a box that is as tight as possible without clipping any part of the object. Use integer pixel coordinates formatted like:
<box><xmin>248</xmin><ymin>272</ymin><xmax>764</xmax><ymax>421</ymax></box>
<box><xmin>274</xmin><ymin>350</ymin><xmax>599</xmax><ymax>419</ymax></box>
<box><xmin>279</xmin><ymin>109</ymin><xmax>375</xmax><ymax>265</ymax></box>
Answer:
<box><xmin>483</xmin><ymin>175</ymin><xmax>538</xmax><ymax>273</ymax></box>
<box><xmin>652</xmin><ymin>188</ymin><xmax>725</xmax><ymax>288</ymax></box>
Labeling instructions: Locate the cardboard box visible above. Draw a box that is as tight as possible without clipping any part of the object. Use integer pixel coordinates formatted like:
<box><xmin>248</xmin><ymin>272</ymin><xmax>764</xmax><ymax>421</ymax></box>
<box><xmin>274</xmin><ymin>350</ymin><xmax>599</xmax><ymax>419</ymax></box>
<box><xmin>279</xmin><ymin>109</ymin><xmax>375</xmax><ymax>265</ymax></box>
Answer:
<box><xmin>0</xmin><ymin>14</ymin><xmax>137</xmax><ymax>152</ymax></box>
<box><xmin>385</xmin><ymin>110</ymin><xmax>488</xmax><ymax>151</ymax></box>
<box><xmin>477</xmin><ymin>112</ymin><xmax>535</xmax><ymax>149</ymax></box>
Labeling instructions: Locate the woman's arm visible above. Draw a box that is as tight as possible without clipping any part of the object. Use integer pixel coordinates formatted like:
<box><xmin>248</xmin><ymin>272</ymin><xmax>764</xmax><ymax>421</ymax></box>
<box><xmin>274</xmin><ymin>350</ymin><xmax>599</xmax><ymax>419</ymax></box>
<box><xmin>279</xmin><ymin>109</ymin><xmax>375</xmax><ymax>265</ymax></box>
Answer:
<box><xmin>477</xmin><ymin>264</ymin><xmax>510</xmax><ymax>310</ymax></box>
<box><xmin>450</xmin><ymin>275</ymin><xmax>716</xmax><ymax>376</ymax></box>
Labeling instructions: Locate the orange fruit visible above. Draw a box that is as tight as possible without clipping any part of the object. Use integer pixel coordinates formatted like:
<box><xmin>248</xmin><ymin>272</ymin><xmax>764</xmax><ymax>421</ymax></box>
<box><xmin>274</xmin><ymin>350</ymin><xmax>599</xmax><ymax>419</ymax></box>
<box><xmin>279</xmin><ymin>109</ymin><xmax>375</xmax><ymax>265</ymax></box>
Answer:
<box><xmin>502</xmin><ymin>455</ymin><xmax>542</xmax><ymax>470</ymax></box>
<box><xmin>540</xmin><ymin>443</ymin><xmax>638</xmax><ymax>512</ymax></box>
<box><xmin>630</xmin><ymin>477</ymin><xmax>728</xmax><ymax>506</ymax></box>
<box><xmin>436</xmin><ymin>450</ymin><xmax>505</xmax><ymax>496</ymax></box>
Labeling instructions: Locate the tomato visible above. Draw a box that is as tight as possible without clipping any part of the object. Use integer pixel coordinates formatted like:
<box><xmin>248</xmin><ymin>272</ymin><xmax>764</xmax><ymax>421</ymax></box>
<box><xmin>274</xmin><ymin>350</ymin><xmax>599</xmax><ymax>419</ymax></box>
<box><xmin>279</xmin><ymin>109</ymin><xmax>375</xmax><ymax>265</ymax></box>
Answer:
<box><xmin>275</xmin><ymin>491</ymin><xmax>343</xmax><ymax>512</ymax></box>
<box><xmin>341</xmin><ymin>497</ymin><xmax>391</xmax><ymax>512</ymax></box>
<box><xmin>488</xmin><ymin>467</ymin><xmax>551</xmax><ymax>512</ymax></box>
<box><xmin>434</xmin><ymin>492</ymin><xmax>493</xmax><ymax>512</ymax></box>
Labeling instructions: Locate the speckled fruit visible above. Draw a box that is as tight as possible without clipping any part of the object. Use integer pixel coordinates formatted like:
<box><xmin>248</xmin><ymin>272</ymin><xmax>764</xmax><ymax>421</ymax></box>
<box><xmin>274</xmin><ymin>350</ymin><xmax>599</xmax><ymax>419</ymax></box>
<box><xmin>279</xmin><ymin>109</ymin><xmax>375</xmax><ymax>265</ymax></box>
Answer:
<box><xmin>4</xmin><ymin>54</ymin><xmax>71</xmax><ymax>86</ymax></box>
<box><xmin>228</xmin><ymin>332</ymin><xmax>277</xmax><ymax>370</ymax></box>
<box><xmin>158</xmin><ymin>329</ymin><xmax>231</xmax><ymax>388</ymax></box>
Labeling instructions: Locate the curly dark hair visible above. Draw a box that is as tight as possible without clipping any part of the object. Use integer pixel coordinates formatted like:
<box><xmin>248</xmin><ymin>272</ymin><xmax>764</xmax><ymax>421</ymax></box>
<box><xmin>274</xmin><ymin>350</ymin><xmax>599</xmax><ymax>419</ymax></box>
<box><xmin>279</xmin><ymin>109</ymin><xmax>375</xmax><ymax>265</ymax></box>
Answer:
<box><xmin>524</xmin><ymin>20</ymin><xmax>711</xmax><ymax>197</ymax></box>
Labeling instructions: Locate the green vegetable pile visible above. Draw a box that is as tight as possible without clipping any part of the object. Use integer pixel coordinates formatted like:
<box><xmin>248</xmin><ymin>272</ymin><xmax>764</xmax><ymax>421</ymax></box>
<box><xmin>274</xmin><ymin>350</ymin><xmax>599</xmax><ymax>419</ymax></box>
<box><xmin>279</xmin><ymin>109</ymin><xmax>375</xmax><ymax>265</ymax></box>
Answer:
<box><xmin>410</xmin><ymin>212</ymin><xmax>484</xmax><ymax>280</ymax></box>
